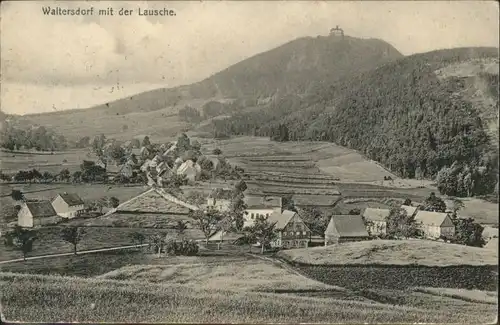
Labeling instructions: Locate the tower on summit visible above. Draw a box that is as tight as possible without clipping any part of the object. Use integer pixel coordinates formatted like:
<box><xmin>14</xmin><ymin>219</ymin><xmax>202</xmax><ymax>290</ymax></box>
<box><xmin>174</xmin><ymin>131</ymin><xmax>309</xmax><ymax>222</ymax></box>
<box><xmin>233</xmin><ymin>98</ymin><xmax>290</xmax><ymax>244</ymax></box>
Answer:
<box><xmin>330</xmin><ymin>25</ymin><xmax>345</xmax><ymax>39</ymax></box>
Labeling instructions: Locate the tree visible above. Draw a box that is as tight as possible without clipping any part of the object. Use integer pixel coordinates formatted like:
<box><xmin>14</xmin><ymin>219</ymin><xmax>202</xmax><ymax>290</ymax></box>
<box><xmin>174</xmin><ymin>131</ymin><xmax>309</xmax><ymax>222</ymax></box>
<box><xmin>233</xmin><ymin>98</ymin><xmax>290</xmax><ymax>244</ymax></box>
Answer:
<box><xmin>108</xmin><ymin>197</ymin><xmax>120</xmax><ymax>208</ymax></box>
<box><xmin>183</xmin><ymin>191</ymin><xmax>206</xmax><ymax>206</ymax></box>
<box><xmin>240</xmin><ymin>226</ymin><xmax>257</xmax><ymax>253</ymax></box>
<box><xmin>190</xmin><ymin>208</ymin><xmax>224</xmax><ymax>245</ymax></box>
<box><xmin>228</xmin><ymin>191</ymin><xmax>247</xmax><ymax>232</ymax></box>
<box><xmin>385</xmin><ymin>208</ymin><xmax>421</xmax><ymax>239</ymax></box>
<box><xmin>247</xmin><ymin>215</ymin><xmax>278</xmax><ymax>254</ymax></box>
<box><xmin>106</xmin><ymin>143</ymin><xmax>126</xmax><ymax>164</ymax></box>
<box><xmin>129</xmin><ymin>231</ymin><xmax>146</xmax><ymax>250</ymax></box>
<box><xmin>212</xmin><ymin>148</ymin><xmax>222</xmax><ymax>156</ymax></box>
<box><xmin>282</xmin><ymin>195</ymin><xmax>297</xmax><ymax>212</ymax></box>
<box><xmin>422</xmin><ymin>192</ymin><xmax>447</xmax><ymax>212</ymax></box>
<box><xmin>176</xmin><ymin>220</ymin><xmax>188</xmax><ymax>240</ymax></box>
<box><xmin>299</xmin><ymin>207</ymin><xmax>329</xmax><ymax>236</ymax></box>
<box><xmin>4</xmin><ymin>226</ymin><xmax>37</xmax><ymax>260</ymax></box>
<box><xmin>10</xmin><ymin>189</ymin><xmax>24</xmax><ymax>202</ymax></box>
<box><xmin>149</xmin><ymin>233</ymin><xmax>167</xmax><ymax>257</ymax></box>
<box><xmin>72</xmin><ymin>171</ymin><xmax>82</xmax><ymax>183</ymax></box>
<box><xmin>60</xmin><ymin>227</ymin><xmax>86</xmax><ymax>255</ymax></box>
<box><xmin>452</xmin><ymin>217</ymin><xmax>485</xmax><ymax>247</ymax></box>
<box><xmin>142</xmin><ymin>136</ymin><xmax>151</xmax><ymax>147</ymax></box>
<box><xmin>60</xmin><ymin>168</ymin><xmax>71</xmax><ymax>182</ymax></box>
<box><xmin>234</xmin><ymin>180</ymin><xmax>248</xmax><ymax>193</ymax></box>
<box><xmin>403</xmin><ymin>198</ymin><xmax>412</xmax><ymax>206</ymax></box>
<box><xmin>42</xmin><ymin>171</ymin><xmax>53</xmax><ymax>182</ymax></box>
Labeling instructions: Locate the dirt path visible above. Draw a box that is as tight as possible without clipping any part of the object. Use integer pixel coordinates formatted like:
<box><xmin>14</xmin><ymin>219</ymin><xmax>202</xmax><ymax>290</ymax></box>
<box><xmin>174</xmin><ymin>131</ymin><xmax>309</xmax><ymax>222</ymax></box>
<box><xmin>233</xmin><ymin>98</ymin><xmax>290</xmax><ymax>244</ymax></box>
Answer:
<box><xmin>0</xmin><ymin>243</ymin><xmax>149</xmax><ymax>265</ymax></box>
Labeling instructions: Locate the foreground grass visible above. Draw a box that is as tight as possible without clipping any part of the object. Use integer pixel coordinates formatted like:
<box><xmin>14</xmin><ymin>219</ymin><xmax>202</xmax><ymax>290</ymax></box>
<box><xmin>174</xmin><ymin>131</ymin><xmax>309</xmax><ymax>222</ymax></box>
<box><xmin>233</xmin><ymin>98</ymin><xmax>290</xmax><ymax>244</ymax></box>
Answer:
<box><xmin>415</xmin><ymin>287</ymin><xmax>498</xmax><ymax>304</ymax></box>
<box><xmin>279</xmin><ymin>240</ymin><xmax>498</xmax><ymax>266</ymax></box>
<box><xmin>97</xmin><ymin>258</ymin><xmax>343</xmax><ymax>293</ymax></box>
<box><xmin>0</xmin><ymin>272</ymin><xmax>495</xmax><ymax>323</ymax></box>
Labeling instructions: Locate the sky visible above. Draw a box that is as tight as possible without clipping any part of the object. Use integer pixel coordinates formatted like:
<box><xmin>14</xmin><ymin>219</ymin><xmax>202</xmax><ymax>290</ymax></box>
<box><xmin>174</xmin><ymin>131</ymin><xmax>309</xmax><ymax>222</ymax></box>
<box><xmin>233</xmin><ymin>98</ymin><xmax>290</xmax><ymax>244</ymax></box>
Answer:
<box><xmin>1</xmin><ymin>1</ymin><xmax>498</xmax><ymax>115</ymax></box>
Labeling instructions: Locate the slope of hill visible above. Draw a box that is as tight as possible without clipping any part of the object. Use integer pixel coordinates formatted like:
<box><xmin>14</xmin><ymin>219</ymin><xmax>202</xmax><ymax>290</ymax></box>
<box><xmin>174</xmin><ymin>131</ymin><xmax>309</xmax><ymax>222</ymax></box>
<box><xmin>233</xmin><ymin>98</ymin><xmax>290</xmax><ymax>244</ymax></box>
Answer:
<box><xmin>210</xmin><ymin>47</ymin><xmax>499</xmax><ymax>193</ymax></box>
<box><xmin>11</xmin><ymin>34</ymin><xmax>403</xmax><ymax>140</ymax></box>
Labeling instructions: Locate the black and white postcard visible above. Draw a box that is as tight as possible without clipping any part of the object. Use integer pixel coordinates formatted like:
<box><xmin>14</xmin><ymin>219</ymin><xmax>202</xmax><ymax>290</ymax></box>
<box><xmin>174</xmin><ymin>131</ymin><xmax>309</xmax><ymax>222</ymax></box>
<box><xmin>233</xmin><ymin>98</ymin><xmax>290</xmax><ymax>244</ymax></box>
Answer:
<box><xmin>0</xmin><ymin>1</ymin><xmax>498</xmax><ymax>323</ymax></box>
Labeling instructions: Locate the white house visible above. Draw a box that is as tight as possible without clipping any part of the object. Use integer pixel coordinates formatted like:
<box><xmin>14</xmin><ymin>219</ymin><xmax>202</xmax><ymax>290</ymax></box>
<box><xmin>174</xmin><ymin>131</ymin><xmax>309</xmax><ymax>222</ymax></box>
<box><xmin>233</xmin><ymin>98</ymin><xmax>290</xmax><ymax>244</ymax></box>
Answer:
<box><xmin>362</xmin><ymin>208</ymin><xmax>390</xmax><ymax>236</ymax></box>
<box><xmin>177</xmin><ymin>160</ymin><xmax>202</xmax><ymax>182</ymax></box>
<box><xmin>243</xmin><ymin>195</ymin><xmax>282</xmax><ymax>228</ymax></box>
<box><xmin>414</xmin><ymin>211</ymin><xmax>455</xmax><ymax>239</ymax></box>
<box><xmin>51</xmin><ymin>192</ymin><xmax>85</xmax><ymax>219</ymax></box>
<box><xmin>18</xmin><ymin>201</ymin><xmax>61</xmax><ymax>228</ymax></box>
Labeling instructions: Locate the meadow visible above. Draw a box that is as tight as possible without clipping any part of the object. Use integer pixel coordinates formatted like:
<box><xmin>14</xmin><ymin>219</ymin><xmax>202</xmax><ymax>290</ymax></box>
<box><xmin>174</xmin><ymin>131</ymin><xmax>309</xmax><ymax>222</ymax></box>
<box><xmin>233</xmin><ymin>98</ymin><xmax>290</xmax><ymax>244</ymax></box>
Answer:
<box><xmin>0</xmin><ymin>149</ymin><xmax>94</xmax><ymax>174</ymax></box>
<box><xmin>278</xmin><ymin>240</ymin><xmax>499</xmax><ymax>267</ymax></box>
<box><xmin>1</xmin><ymin>251</ymin><xmax>497</xmax><ymax>323</ymax></box>
<box><xmin>0</xmin><ymin>225</ymin><xmax>165</xmax><ymax>262</ymax></box>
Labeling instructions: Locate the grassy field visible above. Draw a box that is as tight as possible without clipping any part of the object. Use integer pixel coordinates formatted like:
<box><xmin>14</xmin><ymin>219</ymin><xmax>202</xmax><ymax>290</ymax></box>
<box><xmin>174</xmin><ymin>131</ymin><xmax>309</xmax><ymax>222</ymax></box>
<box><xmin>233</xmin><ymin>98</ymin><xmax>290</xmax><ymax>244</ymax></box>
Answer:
<box><xmin>1</xmin><ymin>252</ymin><xmax>497</xmax><ymax>323</ymax></box>
<box><xmin>0</xmin><ymin>225</ymin><xmax>167</xmax><ymax>261</ymax></box>
<box><xmin>0</xmin><ymin>149</ymin><xmax>95</xmax><ymax>174</ymax></box>
<box><xmin>279</xmin><ymin>240</ymin><xmax>499</xmax><ymax>266</ymax></box>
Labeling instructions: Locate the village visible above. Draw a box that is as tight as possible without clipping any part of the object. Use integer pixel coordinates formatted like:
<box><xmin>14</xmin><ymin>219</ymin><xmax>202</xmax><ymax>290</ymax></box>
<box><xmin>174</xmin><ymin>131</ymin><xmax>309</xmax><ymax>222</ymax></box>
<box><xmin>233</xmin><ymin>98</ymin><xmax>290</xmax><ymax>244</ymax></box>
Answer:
<box><xmin>2</xmin><ymin>132</ymin><xmax>497</xmax><ymax>260</ymax></box>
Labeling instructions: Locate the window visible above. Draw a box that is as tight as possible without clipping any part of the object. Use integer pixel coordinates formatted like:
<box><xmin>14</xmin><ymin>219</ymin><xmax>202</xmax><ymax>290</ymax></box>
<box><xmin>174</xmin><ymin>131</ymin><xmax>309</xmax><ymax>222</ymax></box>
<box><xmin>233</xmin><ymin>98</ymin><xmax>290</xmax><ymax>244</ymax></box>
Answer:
<box><xmin>296</xmin><ymin>231</ymin><xmax>300</xmax><ymax>236</ymax></box>
<box><xmin>302</xmin><ymin>231</ymin><xmax>307</xmax><ymax>235</ymax></box>
<box><xmin>266</xmin><ymin>213</ymin><xmax>269</xmax><ymax>217</ymax></box>
<box><xmin>251</xmin><ymin>213</ymin><xmax>254</xmax><ymax>219</ymax></box>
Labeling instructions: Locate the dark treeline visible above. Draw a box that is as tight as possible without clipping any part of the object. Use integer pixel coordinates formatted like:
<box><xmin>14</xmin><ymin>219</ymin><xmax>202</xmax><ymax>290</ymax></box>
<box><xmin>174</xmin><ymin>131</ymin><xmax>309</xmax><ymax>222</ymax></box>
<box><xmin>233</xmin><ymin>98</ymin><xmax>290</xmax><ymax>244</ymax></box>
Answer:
<box><xmin>0</xmin><ymin>124</ymin><xmax>68</xmax><ymax>151</ymax></box>
<box><xmin>209</xmin><ymin>48</ymin><xmax>499</xmax><ymax>196</ymax></box>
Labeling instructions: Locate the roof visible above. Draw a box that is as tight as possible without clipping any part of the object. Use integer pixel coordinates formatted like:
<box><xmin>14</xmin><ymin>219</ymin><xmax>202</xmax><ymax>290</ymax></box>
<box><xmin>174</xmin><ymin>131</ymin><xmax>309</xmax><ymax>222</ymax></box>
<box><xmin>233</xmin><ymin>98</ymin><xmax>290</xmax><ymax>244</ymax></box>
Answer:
<box><xmin>109</xmin><ymin>188</ymin><xmax>198</xmax><ymax>215</ymax></box>
<box><xmin>267</xmin><ymin>210</ymin><xmax>296</xmax><ymax>230</ymax></box>
<box><xmin>401</xmin><ymin>205</ymin><xmax>418</xmax><ymax>217</ymax></box>
<box><xmin>363</xmin><ymin>208</ymin><xmax>390</xmax><ymax>222</ymax></box>
<box><xmin>208</xmin><ymin>230</ymin><xmax>244</xmax><ymax>242</ymax></box>
<box><xmin>325</xmin><ymin>215</ymin><xmax>369</xmax><ymax>238</ymax></box>
<box><xmin>56</xmin><ymin>192</ymin><xmax>84</xmax><ymax>206</ymax></box>
<box><xmin>24</xmin><ymin>201</ymin><xmax>58</xmax><ymax>218</ymax></box>
<box><xmin>414</xmin><ymin>211</ymin><xmax>451</xmax><ymax>227</ymax></box>
<box><xmin>244</xmin><ymin>196</ymin><xmax>282</xmax><ymax>209</ymax></box>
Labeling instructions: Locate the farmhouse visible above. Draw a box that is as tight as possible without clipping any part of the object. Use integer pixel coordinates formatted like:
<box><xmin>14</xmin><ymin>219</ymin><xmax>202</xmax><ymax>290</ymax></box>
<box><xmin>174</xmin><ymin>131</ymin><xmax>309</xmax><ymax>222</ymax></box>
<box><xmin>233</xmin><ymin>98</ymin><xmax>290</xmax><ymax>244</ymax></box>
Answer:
<box><xmin>362</xmin><ymin>208</ymin><xmax>390</xmax><ymax>236</ymax></box>
<box><xmin>324</xmin><ymin>215</ymin><xmax>370</xmax><ymax>246</ymax></box>
<box><xmin>414</xmin><ymin>211</ymin><xmax>455</xmax><ymax>239</ymax></box>
<box><xmin>18</xmin><ymin>200</ymin><xmax>61</xmax><ymax>228</ymax></box>
<box><xmin>104</xmin><ymin>188</ymin><xmax>204</xmax><ymax>240</ymax></box>
<box><xmin>51</xmin><ymin>192</ymin><xmax>85</xmax><ymax>219</ymax></box>
<box><xmin>177</xmin><ymin>160</ymin><xmax>202</xmax><ymax>182</ymax></box>
<box><xmin>244</xmin><ymin>195</ymin><xmax>282</xmax><ymax>227</ymax></box>
<box><xmin>268</xmin><ymin>209</ymin><xmax>311</xmax><ymax>249</ymax></box>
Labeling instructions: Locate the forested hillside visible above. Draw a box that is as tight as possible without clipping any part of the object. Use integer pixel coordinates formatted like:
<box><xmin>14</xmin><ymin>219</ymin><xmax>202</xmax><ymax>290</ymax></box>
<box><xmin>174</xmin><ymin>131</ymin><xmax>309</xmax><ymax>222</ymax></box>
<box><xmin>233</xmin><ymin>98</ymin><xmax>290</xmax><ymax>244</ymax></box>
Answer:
<box><xmin>211</xmin><ymin>47</ymin><xmax>499</xmax><ymax>196</ymax></box>
<box><xmin>13</xmin><ymin>34</ymin><xmax>402</xmax><ymax>125</ymax></box>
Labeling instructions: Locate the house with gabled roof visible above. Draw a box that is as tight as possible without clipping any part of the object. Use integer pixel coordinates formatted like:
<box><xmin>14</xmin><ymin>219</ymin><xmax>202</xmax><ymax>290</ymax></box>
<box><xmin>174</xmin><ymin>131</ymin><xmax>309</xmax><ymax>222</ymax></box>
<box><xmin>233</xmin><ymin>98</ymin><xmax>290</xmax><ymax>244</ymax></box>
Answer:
<box><xmin>244</xmin><ymin>195</ymin><xmax>282</xmax><ymax>227</ymax></box>
<box><xmin>102</xmin><ymin>188</ymin><xmax>204</xmax><ymax>240</ymax></box>
<box><xmin>325</xmin><ymin>215</ymin><xmax>370</xmax><ymax>245</ymax></box>
<box><xmin>362</xmin><ymin>208</ymin><xmax>390</xmax><ymax>236</ymax></box>
<box><xmin>51</xmin><ymin>192</ymin><xmax>85</xmax><ymax>219</ymax></box>
<box><xmin>18</xmin><ymin>200</ymin><xmax>62</xmax><ymax>228</ymax></box>
<box><xmin>267</xmin><ymin>209</ymin><xmax>311</xmax><ymax>249</ymax></box>
<box><xmin>414</xmin><ymin>211</ymin><xmax>455</xmax><ymax>239</ymax></box>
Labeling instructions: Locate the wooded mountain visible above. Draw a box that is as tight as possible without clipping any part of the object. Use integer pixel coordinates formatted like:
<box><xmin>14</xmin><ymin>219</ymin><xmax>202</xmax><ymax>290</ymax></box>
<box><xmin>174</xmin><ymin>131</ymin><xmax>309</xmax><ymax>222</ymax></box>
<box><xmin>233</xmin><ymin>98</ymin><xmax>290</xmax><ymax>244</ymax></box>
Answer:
<box><xmin>11</xmin><ymin>34</ymin><xmax>403</xmax><ymax>129</ymax></box>
<box><xmin>210</xmin><ymin>47</ymin><xmax>499</xmax><ymax>195</ymax></box>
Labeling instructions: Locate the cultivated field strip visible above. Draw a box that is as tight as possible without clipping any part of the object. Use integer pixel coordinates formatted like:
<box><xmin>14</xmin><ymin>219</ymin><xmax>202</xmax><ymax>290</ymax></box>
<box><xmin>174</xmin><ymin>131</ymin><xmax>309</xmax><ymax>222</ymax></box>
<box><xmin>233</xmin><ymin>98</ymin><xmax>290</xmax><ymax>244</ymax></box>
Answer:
<box><xmin>244</xmin><ymin>171</ymin><xmax>338</xmax><ymax>181</ymax></box>
<box><xmin>245</xmin><ymin>180</ymin><xmax>339</xmax><ymax>190</ymax></box>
